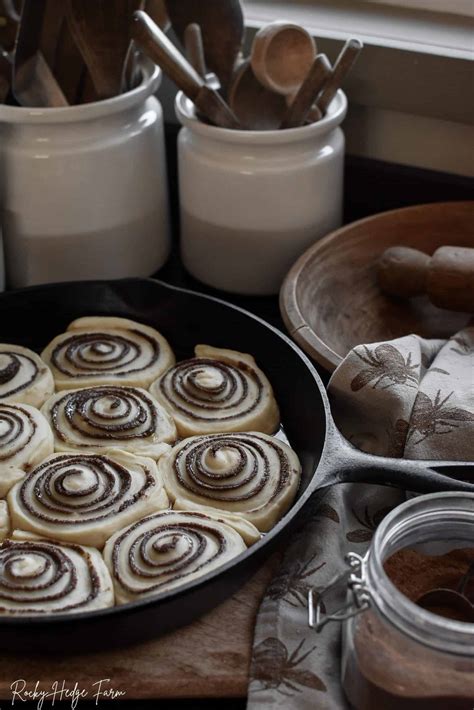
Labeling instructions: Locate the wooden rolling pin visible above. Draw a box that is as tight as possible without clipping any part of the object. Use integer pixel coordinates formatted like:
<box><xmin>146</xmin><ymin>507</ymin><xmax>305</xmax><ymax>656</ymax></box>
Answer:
<box><xmin>377</xmin><ymin>246</ymin><xmax>474</xmax><ymax>313</ymax></box>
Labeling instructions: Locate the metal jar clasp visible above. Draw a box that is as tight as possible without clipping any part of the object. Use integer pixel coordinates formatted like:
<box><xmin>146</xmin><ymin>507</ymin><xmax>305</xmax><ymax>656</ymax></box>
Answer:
<box><xmin>308</xmin><ymin>552</ymin><xmax>371</xmax><ymax>631</ymax></box>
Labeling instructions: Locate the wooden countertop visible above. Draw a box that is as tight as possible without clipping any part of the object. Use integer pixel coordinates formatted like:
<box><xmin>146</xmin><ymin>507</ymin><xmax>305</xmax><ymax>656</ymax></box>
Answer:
<box><xmin>0</xmin><ymin>557</ymin><xmax>279</xmax><ymax>701</ymax></box>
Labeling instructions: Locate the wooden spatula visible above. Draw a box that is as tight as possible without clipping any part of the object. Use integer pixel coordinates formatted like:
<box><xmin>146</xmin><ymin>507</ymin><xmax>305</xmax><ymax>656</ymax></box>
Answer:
<box><xmin>66</xmin><ymin>0</ymin><xmax>143</xmax><ymax>99</ymax></box>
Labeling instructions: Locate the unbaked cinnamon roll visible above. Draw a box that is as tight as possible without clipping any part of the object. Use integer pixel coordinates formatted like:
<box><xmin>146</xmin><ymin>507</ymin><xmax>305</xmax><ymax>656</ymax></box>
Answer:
<box><xmin>150</xmin><ymin>345</ymin><xmax>280</xmax><ymax>436</ymax></box>
<box><xmin>41</xmin><ymin>386</ymin><xmax>177</xmax><ymax>460</ymax></box>
<box><xmin>0</xmin><ymin>502</ymin><xmax>9</xmax><ymax>541</ymax></box>
<box><xmin>0</xmin><ymin>344</ymin><xmax>54</xmax><ymax>408</ymax></box>
<box><xmin>103</xmin><ymin>510</ymin><xmax>248</xmax><ymax>604</ymax></box>
<box><xmin>0</xmin><ymin>531</ymin><xmax>114</xmax><ymax>615</ymax></box>
<box><xmin>41</xmin><ymin>317</ymin><xmax>175</xmax><ymax>390</ymax></box>
<box><xmin>159</xmin><ymin>432</ymin><xmax>301</xmax><ymax>532</ymax></box>
<box><xmin>0</xmin><ymin>403</ymin><xmax>54</xmax><ymax>498</ymax></box>
<box><xmin>8</xmin><ymin>450</ymin><xmax>169</xmax><ymax>548</ymax></box>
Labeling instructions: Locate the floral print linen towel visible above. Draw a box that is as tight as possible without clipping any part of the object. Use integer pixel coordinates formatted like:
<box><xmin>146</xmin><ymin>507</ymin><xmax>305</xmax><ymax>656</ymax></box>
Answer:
<box><xmin>247</xmin><ymin>326</ymin><xmax>473</xmax><ymax>710</ymax></box>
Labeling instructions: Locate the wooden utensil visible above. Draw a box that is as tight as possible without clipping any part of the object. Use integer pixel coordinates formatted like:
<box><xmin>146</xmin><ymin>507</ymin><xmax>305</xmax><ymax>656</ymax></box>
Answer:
<box><xmin>251</xmin><ymin>21</ymin><xmax>317</xmax><ymax>97</ymax></box>
<box><xmin>228</xmin><ymin>59</ymin><xmax>287</xmax><ymax>130</ymax></box>
<box><xmin>145</xmin><ymin>0</ymin><xmax>170</xmax><ymax>32</ymax></box>
<box><xmin>66</xmin><ymin>0</ymin><xmax>142</xmax><ymax>100</ymax></box>
<box><xmin>281</xmin><ymin>54</ymin><xmax>331</xmax><ymax>129</ymax></box>
<box><xmin>0</xmin><ymin>0</ymin><xmax>20</xmax><ymax>54</ymax></box>
<box><xmin>378</xmin><ymin>246</ymin><xmax>474</xmax><ymax>313</ymax></box>
<box><xmin>317</xmin><ymin>38</ymin><xmax>363</xmax><ymax>113</ymax></box>
<box><xmin>52</xmin><ymin>19</ymin><xmax>88</xmax><ymax>105</ymax></box>
<box><xmin>280</xmin><ymin>202</ymin><xmax>474</xmax><ymax>372</ymax></box>
<box><xmin>14</xmin><ymin>0</ymin><xmax>68</xmax><ymax>107</ymax></box>
<box><xmin>164</xmin><ymin>0</ymin><xmax>244</xmax><ymax>94</ymax></box>
<box><xmin>132</xmin><ymin>10</ymin><xmax>241</xmax><ymax>130</ymax></box>
<box><xmin>184</xmin><ymin>23</ymin><xmax>220</xmax><ymax>91</ymax></box>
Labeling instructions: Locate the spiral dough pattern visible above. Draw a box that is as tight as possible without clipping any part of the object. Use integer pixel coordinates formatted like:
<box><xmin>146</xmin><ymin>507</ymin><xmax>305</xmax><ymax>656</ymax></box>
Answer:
<box><xmin>103</xmin><ymin>510</ymin><xmax>247</xmax><ymax>604</ymax></box>
<box><xmin>8</xmin><ymin>451</ymin><xmax>169</xmax><ymax>548</ymax></box>
<box><xmin>0</xmin><ymin>345</ymin><xmax>54</xmax><ymax>408</ymax></box>
<box><xmin>41</xmin><ymin>317</ymin><xmax>175</xmax><ymax>390</ymax></box>
<box><xmin>0</xmin><ymin>403</ymin><xmax>54</xmax><ymax>498</ymax></box>
<box><xmin>151</xmin><ymin>345</ymin><xmax>280</xmax><ymax>436</ymax></box>
<box><xmin>42</xmin><ymin>386</ymin><xmax>177</xmax><ymax>460</ymax></box>
<box><xmin>0</xmin><ymin>535</ymin><xmax>114</xmax><ymax>615</ymax></box>
<box><xmin>159</xmin><ymin>432</ymin><xmax>302</xmax><ymax>532</ymax></box>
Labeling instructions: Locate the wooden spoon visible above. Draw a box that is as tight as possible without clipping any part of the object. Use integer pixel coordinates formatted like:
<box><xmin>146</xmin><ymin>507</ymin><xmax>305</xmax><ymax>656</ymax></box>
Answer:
<box><xmin>228</xmin><ymin>59</ymin><xmax>287</xmax><ymax>131</ymax></box>
<box><xmin>164</xmin><ymin>0</ymin><xmax>244</xmax><ymax>94</ymax></box>
<box><xmin>66</xmin><ymin>0</ymin><xmax>143</xmax><ymax>100</ymax></box>
<box><xmin>132</xmin><ymin>10</ymin><xmax>241</xmax><ymax>130</ymax></box>
<box><xmin>251</xmin><ymin>21</ymin><xmax>317</xmax><ymax>97</ymax></box>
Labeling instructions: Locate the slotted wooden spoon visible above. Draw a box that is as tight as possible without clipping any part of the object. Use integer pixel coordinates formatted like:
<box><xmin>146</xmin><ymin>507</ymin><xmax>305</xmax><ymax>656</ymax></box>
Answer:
<box><xmin>66</xmin><ymin>0</ymin><xmax>143</xmax><ymax>99</ymax></box>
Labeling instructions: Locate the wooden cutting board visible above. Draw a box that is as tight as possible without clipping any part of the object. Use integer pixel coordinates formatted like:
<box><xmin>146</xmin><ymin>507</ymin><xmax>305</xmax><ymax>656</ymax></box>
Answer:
<box><xmin>0</xmin><ymin>557</ymin><xmax>279</xmax><ymax>701</ymax></box>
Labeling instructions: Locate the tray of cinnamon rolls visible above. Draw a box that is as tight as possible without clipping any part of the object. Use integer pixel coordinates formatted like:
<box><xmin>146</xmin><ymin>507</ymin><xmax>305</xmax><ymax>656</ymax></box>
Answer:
<box><xmin>0</xmin><ymin>280</ymin><xmax>309</xmax><ymax>634</ymax></box>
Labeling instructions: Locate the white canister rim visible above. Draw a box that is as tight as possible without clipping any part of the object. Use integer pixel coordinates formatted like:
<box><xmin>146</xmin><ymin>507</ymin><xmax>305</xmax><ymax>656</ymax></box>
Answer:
<box><xmin>175</xmin><ymin>89</ymin><xmax>347</xmax><ymax>145</ymax></box>
<box><xmin>0</xmin><ymin>60</ymin><xmax>161</xmax><ymax>125</ymax></box>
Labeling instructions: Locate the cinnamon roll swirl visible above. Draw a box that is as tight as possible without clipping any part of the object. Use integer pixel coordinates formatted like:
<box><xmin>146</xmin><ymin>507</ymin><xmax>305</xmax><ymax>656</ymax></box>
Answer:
<box><xmin>103</xmin><ymin>510</ymin><xmax>248</xmax><ymax>604</ymax></box>
<box><xmin>159</xmin><ymin>432</ymin><xmax>301</xmax><ymax>532</ymax></box>
<box><xmin>42</xmin><ymin>386</ymin><xmax>177</xmax><ymax>460</ymax></box>
<box><xmin>0</xmin><ymin>501</ymin><xmax>9</xmax><ymax>541</ymax></box>
<box><xmin>150</xmin><ymin>345</ymin><xmax>280</xmax><ymax>436</ymax></box>
<box><xmin>8</xmin><ymin>451</ymin><xmax>169</xmax><ymax>548</ymax></box>
<box><xmin>41</xmin><ymin>317</ymin><xmax>175</xmax><ymax>390</ymax></box>
<box><xmin>0</xmin><ymin>344</ymin><xmax>54</xmax><ymax>408</ymax></box>
<box><xmin>0</xmin><ymin>531</ymin><xmax>114</xmax><ymax>615</ymax></box>
<box><xmin>0</xmin><ymin>403</ymin><xmax>54</xmax><ymax>498</ymax></box>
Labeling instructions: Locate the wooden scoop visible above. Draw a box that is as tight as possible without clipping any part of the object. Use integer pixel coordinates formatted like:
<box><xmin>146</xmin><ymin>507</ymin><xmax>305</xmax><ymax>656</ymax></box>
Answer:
<box><xmin>251</xmin><ymin>21</ymin><xmax>317</xmax><ymax>97</ymax></box>
<box><xmin>164</xmin><ymin>0</ymin><xmax>244</xmax><ymax>94</ymax></box>
<box><xmin>228</xmin><ymin>59</ymin><xmax>287</xmax><ymax>130</ymax></box>
<box><xmin>378</xmin><ymin>246</ymin><xmax>474</xmax><ymax>313</ymax></box>
<box><xmin>132</xmin><ymin>10</ymin><xmax>241</xmax><ymax>129</ymax></box>
<box><xmin>66</xmin><ymin>0</ymin><xmax>142</xmax><ymax>100</ymax></box>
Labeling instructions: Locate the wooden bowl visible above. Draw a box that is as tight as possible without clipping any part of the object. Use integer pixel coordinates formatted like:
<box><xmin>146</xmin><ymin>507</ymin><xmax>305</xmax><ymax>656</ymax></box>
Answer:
<box><xmin>280</xmin><ymin>202</ymin><xmax>474</xmax><ymax>372</ymax></box>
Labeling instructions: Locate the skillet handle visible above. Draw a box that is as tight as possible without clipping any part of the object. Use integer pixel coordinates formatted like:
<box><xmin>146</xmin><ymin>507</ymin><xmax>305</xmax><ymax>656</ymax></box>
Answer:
<box><xmin>318</xmin><ymin>425</ymin><xmax>474</xmax><ymax>493</ymax></box>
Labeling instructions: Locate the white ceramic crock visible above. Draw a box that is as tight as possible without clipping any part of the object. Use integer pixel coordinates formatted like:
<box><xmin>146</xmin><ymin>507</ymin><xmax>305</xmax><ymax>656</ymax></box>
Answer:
<box><xmin>175</xmin><ymin>90</ymin><xmax>347</xmax><ymax>296</ymax></box>
<box><xmin>0</xmin><ymin>62</ymin><xmax>170</xmax><ymax>288</ymax></box>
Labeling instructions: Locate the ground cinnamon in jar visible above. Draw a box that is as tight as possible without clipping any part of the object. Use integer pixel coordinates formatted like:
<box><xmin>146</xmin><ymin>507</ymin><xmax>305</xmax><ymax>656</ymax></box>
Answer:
<box><xmin>343</xmin><ymin>548</ymin><xmax>474</xmax><ymax>710</ymax></box>
<box><xmin>385</xmin><ymin>548</ymin><xmax>474</xmax><ymax>622</ymax></box>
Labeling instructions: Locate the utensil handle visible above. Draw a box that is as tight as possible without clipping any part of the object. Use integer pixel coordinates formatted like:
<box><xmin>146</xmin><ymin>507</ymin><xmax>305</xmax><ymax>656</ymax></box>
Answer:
<box><xmin>184</xmin><ymin>23</ymin><xmax>207</xmax><ymax>78</ymax></box>
<box><xmin>281</xmin><ymin>54</ymin><xmax>331</xmax><ymax>129</ymax></box>
<box><xmin>319</xmin><ymin>424</ymin><xmax>474</xmax><ymax>493</ymax></box>
<box><xmin>132</xmin><ymin>10</ymin><xmax>203</xmax><ymax>99</ymax></box>
<box><xmin>317</xmin><ymin>38</ymin><xmax>362</xmax><ymax>113</ymax></box>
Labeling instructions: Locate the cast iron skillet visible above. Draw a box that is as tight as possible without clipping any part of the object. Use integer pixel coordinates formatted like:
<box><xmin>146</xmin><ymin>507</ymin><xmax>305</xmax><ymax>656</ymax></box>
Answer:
<box><xmin>0</xmin><ymin>279</ymin><xmax>472</xmax><ymax>652</ymax></box>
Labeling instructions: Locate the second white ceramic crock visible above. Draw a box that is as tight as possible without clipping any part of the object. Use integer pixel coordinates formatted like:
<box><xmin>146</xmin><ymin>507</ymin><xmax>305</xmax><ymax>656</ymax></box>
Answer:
<box><xmin>175</xmin><ymin>91</ymin><xmax>347</xmax><ymax>296</ymax></box>
<box><xmin>0</xmin><ymin>61</ymin><xmax>170</xmax><ymax>288</ymax></box>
